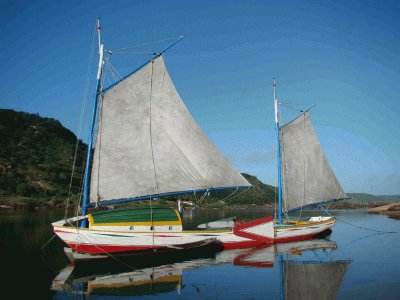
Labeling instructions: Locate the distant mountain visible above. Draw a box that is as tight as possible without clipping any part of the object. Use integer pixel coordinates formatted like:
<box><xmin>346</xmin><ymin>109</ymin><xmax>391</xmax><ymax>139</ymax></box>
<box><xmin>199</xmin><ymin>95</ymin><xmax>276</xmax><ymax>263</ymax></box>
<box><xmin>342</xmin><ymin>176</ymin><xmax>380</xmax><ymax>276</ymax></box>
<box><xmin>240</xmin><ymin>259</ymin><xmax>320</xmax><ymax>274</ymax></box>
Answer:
<box><xmin>346</xmin><ymin>193</ymin><xmax>400</xmax><ymax>204</ymax></box>
<box><xmin>0</xmin><ymin>109</ymin><xmax>86</xmax><ymax>204</ymax></box>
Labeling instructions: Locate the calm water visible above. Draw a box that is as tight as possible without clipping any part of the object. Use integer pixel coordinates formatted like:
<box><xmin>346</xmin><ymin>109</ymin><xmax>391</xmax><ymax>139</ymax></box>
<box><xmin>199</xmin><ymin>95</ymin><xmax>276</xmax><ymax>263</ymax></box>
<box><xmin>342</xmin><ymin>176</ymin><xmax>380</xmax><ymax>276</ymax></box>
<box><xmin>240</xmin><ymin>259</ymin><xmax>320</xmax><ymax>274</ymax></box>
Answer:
<box><xmin>1</xmin><ymin>208</ymin><xmax>399</xmax><ymax>299</ymax></box>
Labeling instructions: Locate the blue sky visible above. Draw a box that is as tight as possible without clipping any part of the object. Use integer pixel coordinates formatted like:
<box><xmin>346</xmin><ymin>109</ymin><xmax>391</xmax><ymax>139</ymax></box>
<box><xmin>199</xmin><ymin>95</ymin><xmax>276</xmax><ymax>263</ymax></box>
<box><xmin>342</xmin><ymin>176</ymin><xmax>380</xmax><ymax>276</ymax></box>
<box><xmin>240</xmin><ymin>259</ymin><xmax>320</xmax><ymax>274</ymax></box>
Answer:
<box><xmin>1</xmin><ymin>0</ymin><xmax>399</xmax><ymax>194</ymax></box>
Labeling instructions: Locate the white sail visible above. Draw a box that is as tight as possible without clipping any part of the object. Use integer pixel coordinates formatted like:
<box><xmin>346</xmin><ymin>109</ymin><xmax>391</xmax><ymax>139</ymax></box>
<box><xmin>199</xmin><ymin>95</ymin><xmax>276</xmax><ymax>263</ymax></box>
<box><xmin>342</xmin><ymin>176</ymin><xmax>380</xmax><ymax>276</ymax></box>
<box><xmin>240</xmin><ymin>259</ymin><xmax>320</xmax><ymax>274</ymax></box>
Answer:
<box><xmin>90</xmin><ymin>55</ymin><xmax>250</xmax><ymax>202</ymax></box>
<box><xmin>280</xmin><ymin>112</ymin><xmax>346</xmax><ymax>212</ymax></box>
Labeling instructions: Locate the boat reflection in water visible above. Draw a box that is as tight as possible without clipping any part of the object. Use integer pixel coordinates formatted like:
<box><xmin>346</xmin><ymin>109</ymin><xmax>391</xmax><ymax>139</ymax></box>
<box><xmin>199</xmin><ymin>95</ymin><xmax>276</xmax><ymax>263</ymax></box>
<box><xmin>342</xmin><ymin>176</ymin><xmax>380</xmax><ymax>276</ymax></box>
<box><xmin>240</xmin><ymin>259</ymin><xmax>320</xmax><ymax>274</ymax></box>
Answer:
<box><xmin>52</xmin><ymin>239</ymin><xmax>350</xmax><ymax>298</ymax></box>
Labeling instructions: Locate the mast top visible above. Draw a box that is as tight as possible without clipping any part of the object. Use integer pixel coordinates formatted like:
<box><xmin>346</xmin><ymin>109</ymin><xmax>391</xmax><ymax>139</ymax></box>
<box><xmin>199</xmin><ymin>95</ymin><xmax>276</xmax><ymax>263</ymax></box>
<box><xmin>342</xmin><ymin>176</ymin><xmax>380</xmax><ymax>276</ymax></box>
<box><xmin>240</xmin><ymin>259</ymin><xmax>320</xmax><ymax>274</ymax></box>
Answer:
<box><xmin>97</xmin><ymin>18</ymin><xmax>102</xmax><ymax>52</ymax></box>
<box><xmin>273</xmin><ymin>78</ymin><xmax>279</xmax><ymax>125</ymax></box>
<box><xmin>96</xmin><ymin>18</ymin><xmax>104</xmax><ymax>80</ymax></box>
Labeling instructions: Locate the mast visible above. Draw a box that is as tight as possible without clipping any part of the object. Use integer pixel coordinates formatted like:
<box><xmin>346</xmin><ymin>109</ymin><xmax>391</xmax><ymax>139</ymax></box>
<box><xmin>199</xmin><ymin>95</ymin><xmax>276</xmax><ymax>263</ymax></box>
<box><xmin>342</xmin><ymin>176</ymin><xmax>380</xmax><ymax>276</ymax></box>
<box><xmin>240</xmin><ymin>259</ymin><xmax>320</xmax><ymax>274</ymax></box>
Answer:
<box><xmin>81</xmin><ymin>18</ymin><xmax>104</xmax><ymax>226</ymax></box>
<box><xmin>274</xmin><ymin>78</ymin><xmax>283</xmax><ymax>225</ymax></box>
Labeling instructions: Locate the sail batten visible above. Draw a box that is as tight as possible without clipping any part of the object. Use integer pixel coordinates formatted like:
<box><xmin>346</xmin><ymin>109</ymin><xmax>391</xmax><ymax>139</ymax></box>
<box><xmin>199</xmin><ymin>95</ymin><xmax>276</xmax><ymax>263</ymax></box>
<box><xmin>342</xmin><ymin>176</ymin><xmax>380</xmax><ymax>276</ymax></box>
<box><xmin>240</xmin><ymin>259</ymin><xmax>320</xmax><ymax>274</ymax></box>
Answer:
<box><xmin>280</xmin><ymin>112</ymin><xmax>346</xmax><ymax>212</ymax></box>
<box><xmin>90</xmin><ymin>55</ymin><xmax>250</xmax><ymax>203</ymax></box>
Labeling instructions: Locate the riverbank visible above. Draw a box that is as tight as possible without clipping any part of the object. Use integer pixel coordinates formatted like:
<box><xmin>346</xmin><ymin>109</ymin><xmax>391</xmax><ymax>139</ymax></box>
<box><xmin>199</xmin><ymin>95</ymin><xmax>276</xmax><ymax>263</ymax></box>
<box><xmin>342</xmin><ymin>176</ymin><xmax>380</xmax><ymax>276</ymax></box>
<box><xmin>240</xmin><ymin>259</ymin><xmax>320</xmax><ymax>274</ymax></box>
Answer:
<box><xmin>0</xmin><ymin>195</ymin><xmax>73</xmax><ymax>209</ymax></box>
<box><xmin>1</xmin><ymin>195</ymin><xmax>394</xmax><ymax>212</ymax></box>
<box><xmin>366</xmin><ymin>203</ymin><xmax>400</xmax><ymax>220</ymax></box>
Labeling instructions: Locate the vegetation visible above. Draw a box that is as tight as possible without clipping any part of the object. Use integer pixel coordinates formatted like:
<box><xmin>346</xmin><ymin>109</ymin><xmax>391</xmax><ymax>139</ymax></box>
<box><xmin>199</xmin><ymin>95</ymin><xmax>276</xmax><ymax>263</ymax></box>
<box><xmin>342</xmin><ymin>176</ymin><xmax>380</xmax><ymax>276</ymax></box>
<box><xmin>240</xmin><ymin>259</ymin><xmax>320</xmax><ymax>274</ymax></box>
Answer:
<box><xmin>0</xmin><ymin>109</ymin><xmax>86</xmax><ymax>206</ymax></box>
<box><xmin>161</xmin><ymin>173</ymin><xmax>276</xmax><ymax>207</ymax></box>
<box><xmin>346</xmin><ymin>193</ymin><xmax>400</xmax><ymax>204</ymax></box>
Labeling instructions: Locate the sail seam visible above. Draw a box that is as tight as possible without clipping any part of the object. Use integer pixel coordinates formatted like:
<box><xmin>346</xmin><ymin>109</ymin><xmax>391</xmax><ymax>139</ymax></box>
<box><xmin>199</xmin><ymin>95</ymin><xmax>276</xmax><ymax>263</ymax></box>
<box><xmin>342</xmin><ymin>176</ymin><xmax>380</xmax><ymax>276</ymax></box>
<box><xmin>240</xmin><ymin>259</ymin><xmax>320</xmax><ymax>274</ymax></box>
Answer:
<box><xmin>149</xmin><ymin>59</ymin><xmax>157</xmax><ymax>245</ymax></box>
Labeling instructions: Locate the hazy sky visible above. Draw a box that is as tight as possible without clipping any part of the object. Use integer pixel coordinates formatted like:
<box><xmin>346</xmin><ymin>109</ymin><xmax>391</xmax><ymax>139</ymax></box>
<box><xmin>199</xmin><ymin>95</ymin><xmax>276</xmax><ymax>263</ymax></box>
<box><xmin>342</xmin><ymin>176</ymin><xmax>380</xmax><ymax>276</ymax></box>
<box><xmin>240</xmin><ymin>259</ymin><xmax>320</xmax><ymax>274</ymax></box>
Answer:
<box><xmin>1</xmin><ymin>0</ymin><xmax>399</xmax><ymax>194</ymax></box>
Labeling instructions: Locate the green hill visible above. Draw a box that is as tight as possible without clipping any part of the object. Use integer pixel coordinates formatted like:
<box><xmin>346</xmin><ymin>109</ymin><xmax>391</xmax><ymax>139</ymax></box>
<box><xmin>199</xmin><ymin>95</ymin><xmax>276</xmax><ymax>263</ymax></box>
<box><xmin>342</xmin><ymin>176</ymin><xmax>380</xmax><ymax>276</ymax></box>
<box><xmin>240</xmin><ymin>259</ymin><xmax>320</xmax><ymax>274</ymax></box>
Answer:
<box><xmin>346</xmin><ymin>193</ymin><xmax>400</xmax><ymax>204</ymax></box>
<box><xmin>170</xmin><ymin>173</ymin><xmax>276</xmax><ymax>206</ymax></box>
<box><xmin>0</xmin><ymin>109</ymin><xmax>86</xmax><ymax>205</ymax></box>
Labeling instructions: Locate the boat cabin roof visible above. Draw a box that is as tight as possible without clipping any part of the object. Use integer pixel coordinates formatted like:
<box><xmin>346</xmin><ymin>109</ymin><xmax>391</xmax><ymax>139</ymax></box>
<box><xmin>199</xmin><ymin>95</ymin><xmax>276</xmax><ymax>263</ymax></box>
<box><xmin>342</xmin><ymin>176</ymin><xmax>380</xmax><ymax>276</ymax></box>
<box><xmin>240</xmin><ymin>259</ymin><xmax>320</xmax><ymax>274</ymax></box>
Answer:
<box><xmin>89</xmin><ymin>207</ymin><xmax>181</xmax><ymax>224</ymax></box>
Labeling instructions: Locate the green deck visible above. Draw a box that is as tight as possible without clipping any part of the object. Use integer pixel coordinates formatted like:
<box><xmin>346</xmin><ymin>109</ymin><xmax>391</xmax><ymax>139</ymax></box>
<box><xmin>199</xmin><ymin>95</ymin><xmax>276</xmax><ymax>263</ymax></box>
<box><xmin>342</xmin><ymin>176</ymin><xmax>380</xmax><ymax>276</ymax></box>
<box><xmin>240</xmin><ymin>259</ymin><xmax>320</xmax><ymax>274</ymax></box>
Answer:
<box><xmin>89</xmin><ymin>207</ymin><xmax>180</xmax><ymax>224</ymax></box>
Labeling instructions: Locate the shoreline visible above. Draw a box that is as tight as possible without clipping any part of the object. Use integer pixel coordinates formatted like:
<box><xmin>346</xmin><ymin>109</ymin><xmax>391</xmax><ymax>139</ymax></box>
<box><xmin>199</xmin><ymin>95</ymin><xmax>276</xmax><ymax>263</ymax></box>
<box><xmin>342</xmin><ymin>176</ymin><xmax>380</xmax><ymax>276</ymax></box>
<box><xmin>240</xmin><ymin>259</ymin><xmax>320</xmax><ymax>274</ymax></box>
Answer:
<box><xmin>366</xmin><ymin>203</ymin><xmax>400</xmax><ymax>220</ymax></box>
<box><xmin>1</xmin><ymin>196</ymin><xmax>398</xmax><ymax>212</ymax></box>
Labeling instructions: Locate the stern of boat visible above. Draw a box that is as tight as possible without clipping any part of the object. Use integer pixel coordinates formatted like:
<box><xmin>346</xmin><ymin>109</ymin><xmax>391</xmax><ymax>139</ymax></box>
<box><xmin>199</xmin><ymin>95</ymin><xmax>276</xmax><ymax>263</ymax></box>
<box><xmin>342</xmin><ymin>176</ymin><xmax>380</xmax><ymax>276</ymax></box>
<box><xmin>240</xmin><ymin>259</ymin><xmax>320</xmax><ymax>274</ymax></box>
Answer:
<box><xmin>275</xmin><ymin>216</ymin><xmax>336</xmax><ymax>243</ymax></box>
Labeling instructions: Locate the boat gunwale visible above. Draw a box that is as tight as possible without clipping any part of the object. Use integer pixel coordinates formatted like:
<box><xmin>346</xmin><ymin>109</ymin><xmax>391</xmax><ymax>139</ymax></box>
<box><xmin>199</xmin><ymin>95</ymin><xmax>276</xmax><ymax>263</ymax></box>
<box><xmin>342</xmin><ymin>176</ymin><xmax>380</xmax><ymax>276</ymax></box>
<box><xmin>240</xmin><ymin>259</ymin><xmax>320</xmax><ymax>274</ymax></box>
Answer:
<box><xmin>276</xmin><ymin>217</ymin><xmax>335</xmax><ymax>229</ymax></box>
<box><xmin>53</xmin><ymin>225</ymin><xmax>233</xmax><ymax>234</ymax></box>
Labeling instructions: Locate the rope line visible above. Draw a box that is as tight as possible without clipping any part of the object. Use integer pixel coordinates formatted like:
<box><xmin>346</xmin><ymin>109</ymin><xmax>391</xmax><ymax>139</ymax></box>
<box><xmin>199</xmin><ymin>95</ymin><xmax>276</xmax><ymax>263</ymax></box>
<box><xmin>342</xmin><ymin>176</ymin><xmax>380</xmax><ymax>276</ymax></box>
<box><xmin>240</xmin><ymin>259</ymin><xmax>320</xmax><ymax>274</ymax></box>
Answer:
<box><xmin>108</xmin><ymin>51</ymin><xmax>156</xmax><ymax>56</ymax></box>
<box><xmin>108</xmin><ymin>36</ymin><xmax>183</xmax><ymax>52</ymax></box>
<box><xmin>148</xmin><ymin>59</ymin><xmax>159</xmax><ymax>248</ymax></box>
<box><xmin>223</xmin><ymin>187</ymin><xmax>252</xmax><ymax>203</ymax></box>
<box><xmin>65</xmin><ymin>25</ymin><xmax>97</xmax><ymax>219</ymax></box>
<box><xmin>336</xmin><ymin>215</ymin><xmax>399</xmax><ymax>234</ymax></box>
<box><xmin>40</xmin><ymin>234</ymin><xmax>57</xmax><ymax>250</ymax></box>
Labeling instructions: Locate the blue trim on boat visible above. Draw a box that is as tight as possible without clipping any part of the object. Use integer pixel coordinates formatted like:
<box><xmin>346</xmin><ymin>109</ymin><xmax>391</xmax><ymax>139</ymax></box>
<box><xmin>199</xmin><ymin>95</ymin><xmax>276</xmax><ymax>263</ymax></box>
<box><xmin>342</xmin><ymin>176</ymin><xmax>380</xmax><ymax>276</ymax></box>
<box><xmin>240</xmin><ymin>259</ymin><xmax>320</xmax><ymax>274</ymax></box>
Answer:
<box><xmin>287</xmin><ymin>197</ymin><xmax>349</xmax><ymax>213</ymax></box>
<box><xmin>81</xmin><ymin>71</ymin><xmax>103</xmax><ymax>227</ymax></box>
<box><xmin>87</xmin><ymin>185</ymin><xmax>253</xmax><ymax>207</ymax></box>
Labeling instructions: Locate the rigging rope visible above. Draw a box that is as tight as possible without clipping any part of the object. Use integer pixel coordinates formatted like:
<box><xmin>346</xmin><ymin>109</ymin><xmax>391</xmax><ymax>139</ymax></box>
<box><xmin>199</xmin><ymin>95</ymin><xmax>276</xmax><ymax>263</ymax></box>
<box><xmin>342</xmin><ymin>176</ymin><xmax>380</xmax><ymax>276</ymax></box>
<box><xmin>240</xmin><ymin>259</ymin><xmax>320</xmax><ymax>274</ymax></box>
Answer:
<box><xmin>108</xmin><ymin>36</ymin><xmax>183</xmax><ymax>52</ymax></box>
<box><xmin>335</xmin><ymin>215</ymin><xmax>399</xmax><ymax>234</ymax></box>
<box><xmin>107</xmin><ymin>51</ymin><xmax>156</xmax><ymax>56</ymax></box>
<box><xmin>148</xmin><ymin>59</ymin><xmax>160</xmax><ymax>248</ymax></box>
<box><xmin>40</xmin><ymin>234</ymin><xmax>57</xmax><ymax>250</ymax></box>
<box><xmin>96</xmin><ymin>96</ymin><xmax>104</xmax><ymax>200</ymax></box>
<box><xmin>65</xmin><ymin>25</ymin><xmax>97</xmax><ymax>219</ymax></box>
<box><xmin>298</xmin><ymin>114</ymin><xmax>307</xmax><ymax>221</ymax></box>
<box><xmin>223</xmin><ymin>187</ymin><xmax>252</xmax><ymax>203</ymax></box>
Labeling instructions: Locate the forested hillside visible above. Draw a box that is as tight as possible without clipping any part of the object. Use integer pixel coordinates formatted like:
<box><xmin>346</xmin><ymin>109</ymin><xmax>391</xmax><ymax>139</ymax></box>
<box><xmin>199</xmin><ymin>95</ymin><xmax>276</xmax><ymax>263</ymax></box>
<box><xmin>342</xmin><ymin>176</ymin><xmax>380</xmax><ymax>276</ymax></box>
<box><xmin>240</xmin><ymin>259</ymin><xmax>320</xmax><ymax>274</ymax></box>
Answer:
<box><xmin>0</xmin><ymin>109</ymin><xmax>86</xmax><ymax>204</ymax></box>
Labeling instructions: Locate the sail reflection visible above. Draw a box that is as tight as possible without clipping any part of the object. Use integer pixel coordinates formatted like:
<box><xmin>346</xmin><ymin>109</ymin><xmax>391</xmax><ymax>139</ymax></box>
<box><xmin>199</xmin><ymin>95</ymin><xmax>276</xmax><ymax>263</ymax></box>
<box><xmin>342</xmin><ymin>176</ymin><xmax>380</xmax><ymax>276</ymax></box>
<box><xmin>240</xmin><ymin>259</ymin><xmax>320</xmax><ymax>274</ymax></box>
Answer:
<box><xmin>52</xmin><ymin>239</ymin><xmax>350</xmax><ymax>298</ymax></box>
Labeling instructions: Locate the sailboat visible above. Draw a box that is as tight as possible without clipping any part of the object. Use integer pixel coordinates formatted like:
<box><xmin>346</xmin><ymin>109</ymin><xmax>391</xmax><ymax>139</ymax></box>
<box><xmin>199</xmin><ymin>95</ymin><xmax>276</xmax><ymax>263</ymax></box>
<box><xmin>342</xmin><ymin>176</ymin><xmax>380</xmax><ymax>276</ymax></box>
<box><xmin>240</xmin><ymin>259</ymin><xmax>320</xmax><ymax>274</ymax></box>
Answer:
<box><xmin>272</xmin><ymin>78</ymin><xmax>348</xmax><ymax>242</ymax></box>
<box><xmin>52</xmin><ymin>19</ymin><xmax>346</xmax><ymax>262</ymax></box>
<box><xmin>52</xmin><ymin>19</ymin><xmax>275</xmax><ymax>262</ymax></box>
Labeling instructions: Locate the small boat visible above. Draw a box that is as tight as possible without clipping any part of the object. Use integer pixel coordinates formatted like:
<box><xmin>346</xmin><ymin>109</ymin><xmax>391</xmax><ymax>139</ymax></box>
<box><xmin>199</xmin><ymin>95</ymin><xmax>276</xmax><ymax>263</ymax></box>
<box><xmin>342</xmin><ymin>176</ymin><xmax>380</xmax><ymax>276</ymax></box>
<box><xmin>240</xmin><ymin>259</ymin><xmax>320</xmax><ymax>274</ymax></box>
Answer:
<box><xmin>53</xmin><ymin>19</ymin><xmax>347</xmax><ymax>262</ymax></box>
<box><xmin>271</xmin><ymin>78</ymin><xmax>348</xmax><ymax>243</ymax></box>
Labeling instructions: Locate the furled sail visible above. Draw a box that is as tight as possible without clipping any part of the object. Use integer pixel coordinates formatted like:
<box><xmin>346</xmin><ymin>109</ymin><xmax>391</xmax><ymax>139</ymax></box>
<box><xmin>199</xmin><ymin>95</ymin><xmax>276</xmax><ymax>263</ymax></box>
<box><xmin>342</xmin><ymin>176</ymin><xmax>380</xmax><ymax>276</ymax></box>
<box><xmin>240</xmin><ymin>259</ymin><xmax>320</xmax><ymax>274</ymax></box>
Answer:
<box><xmin>90</xmin><ymin>55</ymin><xmax>250</xmax><ymax>202</ymax></box>
<box><xmin>280</xmin><ymin>112</ymin><xmax>346</xmax><ymax>212</ymax></box>
<box><xmin>284</xmin><ymin>261</ymin><xmax>348</xmax><ymax>300</ymax></box>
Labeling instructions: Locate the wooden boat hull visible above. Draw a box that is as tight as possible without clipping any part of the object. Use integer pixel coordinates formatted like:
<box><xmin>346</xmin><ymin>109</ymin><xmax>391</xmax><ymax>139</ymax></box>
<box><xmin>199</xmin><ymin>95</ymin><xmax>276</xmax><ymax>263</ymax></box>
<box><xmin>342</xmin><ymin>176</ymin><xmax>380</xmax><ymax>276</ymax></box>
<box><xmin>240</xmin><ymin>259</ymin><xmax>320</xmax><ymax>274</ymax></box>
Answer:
<box><xmin>275</xmin><ymin>216</ymin><xmax>335</xmax><ymax>243</ymax></box>
<box><xmin>53</xmin><ymin>215</ymin><xmax>275</xmax><ymax>263</ymax></box>
<box><xmin>53</xmin><ymin>216</ymin><xmax>334</xmax><ymax>262</ymax></box>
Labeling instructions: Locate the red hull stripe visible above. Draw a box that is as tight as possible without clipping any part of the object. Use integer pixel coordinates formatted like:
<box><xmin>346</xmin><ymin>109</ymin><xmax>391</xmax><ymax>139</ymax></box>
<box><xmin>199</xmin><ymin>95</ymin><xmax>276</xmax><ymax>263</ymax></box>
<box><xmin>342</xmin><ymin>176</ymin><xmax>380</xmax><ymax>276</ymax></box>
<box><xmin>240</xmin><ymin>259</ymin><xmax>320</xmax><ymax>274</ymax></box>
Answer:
<box><xmin>233</xmin><ymin>245</ymin><xmax>274</xmax><ymax>268</ymax></box>
<box><xmin>233</xmin><ymin>216</ymin><xmax>274</xmax><ymax>243</ymax></box>
<box><xmin>54</xmin><ymin>229</ymin><xmax>77</xmax><ymax>234</ymax></box>
<box><xmin>220</xmin><ymin>240</ymin><xmax>266</xmax><ymax>249</ymax></box>
<box><xmin>233</xmin><ymin>259</ymin><xmax>274</xmax><ymax>268</ymax></box>
<box><xmin>275</xmin><ymin>229</ymin><xmax>332</xmax><ymax>244</ymax></box>
<box><xmin>67</xmin><ymin>243</ymin><xmax>164</xmax><ymax>254</ymax></box>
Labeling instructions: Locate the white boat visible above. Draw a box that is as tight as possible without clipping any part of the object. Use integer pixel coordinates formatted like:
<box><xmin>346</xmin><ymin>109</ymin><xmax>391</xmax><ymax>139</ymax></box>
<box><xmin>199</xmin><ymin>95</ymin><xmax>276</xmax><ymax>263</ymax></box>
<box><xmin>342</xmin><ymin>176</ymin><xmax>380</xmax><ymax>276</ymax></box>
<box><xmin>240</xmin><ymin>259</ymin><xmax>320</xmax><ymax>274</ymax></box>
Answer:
<box><xmin>53</xmin><ymin>19</ymin><xmax>347</xmax><ymax>262</ymax></box>
<box><xmin>271</xmin><ymin>77</ymin><xmax>347</xmax><ymax>243</ymax></box>
<box><xmin>53</xmin><ymin>19</ymin><xmax>274</xmax><ymax>261</ymax></box>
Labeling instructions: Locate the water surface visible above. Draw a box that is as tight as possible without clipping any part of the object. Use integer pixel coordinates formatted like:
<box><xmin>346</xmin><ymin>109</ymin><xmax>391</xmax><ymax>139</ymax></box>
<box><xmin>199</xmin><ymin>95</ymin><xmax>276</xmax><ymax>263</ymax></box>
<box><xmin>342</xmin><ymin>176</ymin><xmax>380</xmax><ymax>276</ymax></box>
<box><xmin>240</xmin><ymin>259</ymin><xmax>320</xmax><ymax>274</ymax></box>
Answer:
<box><xmin>0</xmin><ymin>208</ymin><xmax>399</xmax><ymax>299</ymax></box>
